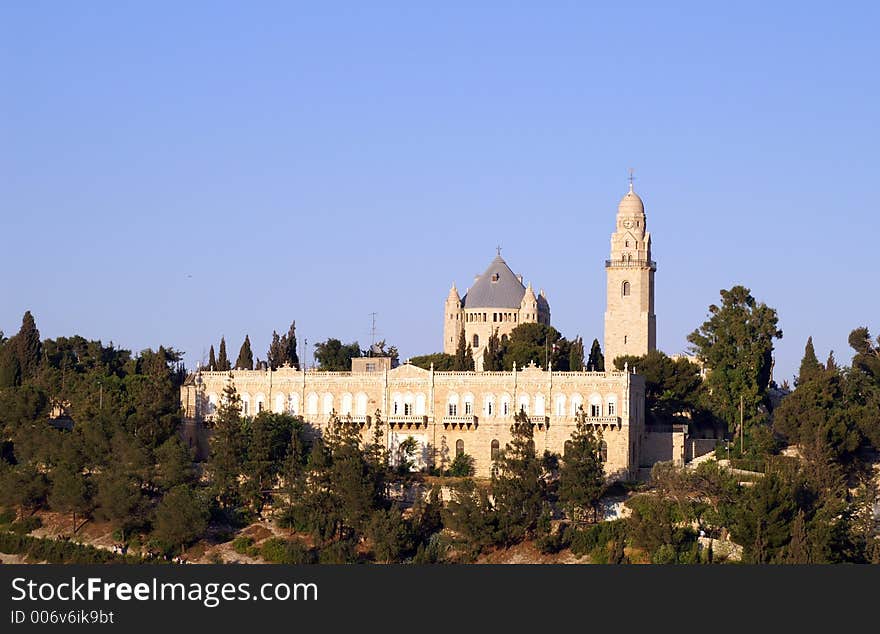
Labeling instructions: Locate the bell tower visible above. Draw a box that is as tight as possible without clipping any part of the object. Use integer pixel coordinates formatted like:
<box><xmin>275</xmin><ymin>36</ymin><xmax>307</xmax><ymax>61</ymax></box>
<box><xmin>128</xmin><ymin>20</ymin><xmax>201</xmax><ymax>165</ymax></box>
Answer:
<box><xmin>603</xmin><ymin>177</ymin><xmax>656</xmax><ymax>367</ymax></box>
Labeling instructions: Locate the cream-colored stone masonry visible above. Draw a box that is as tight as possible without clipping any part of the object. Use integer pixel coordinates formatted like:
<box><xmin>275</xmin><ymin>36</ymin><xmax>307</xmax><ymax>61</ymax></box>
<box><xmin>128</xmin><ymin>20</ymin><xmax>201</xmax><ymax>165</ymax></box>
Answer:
<box><xmin>180</xmin><ymin>361</ymin><xmax>646</xmax><ymax>481</ymax></box>
<box><xmin>604</xmin><ymin>183</ymin><xmax>657</xmax><ymax>367</ymax></box>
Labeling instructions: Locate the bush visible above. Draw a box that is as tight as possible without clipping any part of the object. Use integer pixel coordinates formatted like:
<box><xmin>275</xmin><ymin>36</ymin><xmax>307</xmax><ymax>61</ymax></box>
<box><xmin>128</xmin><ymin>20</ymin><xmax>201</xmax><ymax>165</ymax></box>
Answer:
<box><xmin>259</xmin><ymin>538</ymin><xmax>316</xmax><ymax>564</ymax></box>
<box><xmin>569</xmin><ymin>520</ymin><xmax>628</xmax><ymax>558</ymax></box>
<box><xmin>0</xmin><ymin>532</ymin><xmax>144</xmax><ymax>564</ymax></box>
<box><xmin>232</xmin><ymin>536</ymin><xmax>255</xmax><ymax>555</ymax></box>
<box><xmin>0</xmin><ymin>508</ymin><xmax>16</xmax><ymax>525</ymax></box>
<box><xmin>448</xmin><ymin>453</ymin><xmax>475</xmax><ymax>477</ymax></box>
<box><xmin>10</xmin><ymin>516</ymin><xmax>42</xmax><ymax>535</ymax></box>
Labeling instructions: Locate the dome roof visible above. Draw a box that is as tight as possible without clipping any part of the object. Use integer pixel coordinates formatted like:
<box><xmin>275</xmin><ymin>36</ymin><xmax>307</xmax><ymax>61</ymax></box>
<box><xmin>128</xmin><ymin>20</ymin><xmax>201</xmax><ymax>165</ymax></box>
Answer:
<box><xmin>618</xmin><ymin>184</ymin><xmax>645</xmax><ymax>216</ymax></box>
<box><xmin>462</xmin><ymin>255</ymin><xmax>526</xmax><ymax>309</ymax></box>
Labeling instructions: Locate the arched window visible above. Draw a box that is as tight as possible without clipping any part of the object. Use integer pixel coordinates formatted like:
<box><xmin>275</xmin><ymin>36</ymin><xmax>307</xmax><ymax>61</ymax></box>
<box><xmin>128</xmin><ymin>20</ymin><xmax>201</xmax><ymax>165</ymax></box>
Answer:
<box><xmin>500</xmin><ymin>393</ymin><xmax>511</xmax><ymax>416</ymax></box>
<box><xmin>534</xmin><ymin>394</ymin><xmax>545</xmax><ymax>416</ymax></box>
<box><xmin>240</xmin><ymin>393</ymin><xmax>251</xmax><ymax>416</ymax></box>
<box><xmin>322</xmin><ymin>393</ymin><xmax>333</xmax><ymax>416</ymax></box>
<box><xmin>606</xmin><ymin>394</ymin><xmax>617</xmax><ymax>416</ymax></box>
<box><xmin>570</xmin><ymin>393</ymin><xmax>583</xmax><ymax>417</ymax></box>
<box><xmin>590</xmin><ymin>393</ymin><xmax>602</xmax><ymax>417</ymax></box>
<box><xmin>463</xmin><ymin>393</ymin><xmax>474</xmax><ymax>415</ymax></box>
<box><xmin>484</xmin><ymin>394</ymin><xmax>495</xmax><ymax>416</ymax></box>
<box><xmin>274</xmin><ymin>393</ymin><xmax>285</xmax><ymax>414</ymax></box>
<box><xmin>491</xmin><ymin>439</ymin><xmax>500</xmax><ymax>460</ymax></box>
<box><xmin>456</xmin><ymin>439</ymin><xmax>464</xmax><ymax>457</ymax></box>
<box><xmin>622</xmin><ymin>281</ymin><xmax>631</xmax><ymax>297</ymax></box>
<box><xmin>255</xmin><ymin>393</ymin><xmax>265</xmax><ymax>414</ymax></box>
<box><xmin>341</xmin><ymin>393</ymin><xmax>353</xmax><ymax>416</ymax></box>
<box><xmin>207</xmin><ymin>393</ymin><xmax>218</xmax><ymax>416</ymax></box>
<box><xmin>415</xmin><ymin>393</ymin><xmax>426</xmax><ymax>416</ymax></box>
<box><xmin>473</xmin><ymin>334</ymin><xmax>480</xmax><ymax>348</ymax></box>
<box><xmin>555</xmin><ymin>394</ymin><xmax>566</xmax><ymax>417</ymax></box>
<box><xmin>599</xmin><ymin>440</ymin><xmax>608</xmax><ymax>463</ymax></box>
<box><xmin>518</xmin><ymin>394</ymin><xmax>530</xmax><ymax>415</ymax></box>
<box><xmin>356</xmin><ymin>392</ymin><xmax>368</xmax><ymax>416</ymax></box>
<box><xmin>288</xmin><ymin>393</ymin><xmax>299</xmax><ymax>415</ymax></box>
<box><xmin>306</xmin><ymin>393</ymin><xmax>318</xmax><ymax>416</ymax></box>
<box><xmin>447</xmin><ymin>393</ymin><xmax>459</xmax><ymax>416</ymax></box>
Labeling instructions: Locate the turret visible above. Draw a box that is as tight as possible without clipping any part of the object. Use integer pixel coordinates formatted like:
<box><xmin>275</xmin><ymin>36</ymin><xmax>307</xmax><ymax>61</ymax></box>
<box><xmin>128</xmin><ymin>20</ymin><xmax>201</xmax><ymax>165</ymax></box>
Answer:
<box><xmin>443</xmin><ymin>283</ymin><xmax>464</xmax><ymax>354</ymax></box>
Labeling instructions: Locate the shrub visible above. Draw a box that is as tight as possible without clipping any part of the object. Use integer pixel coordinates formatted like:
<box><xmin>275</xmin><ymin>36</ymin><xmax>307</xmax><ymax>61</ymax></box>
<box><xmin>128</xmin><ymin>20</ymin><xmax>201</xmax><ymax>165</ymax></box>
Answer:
<box><xmin>259</xmin><ymin>538</ymin><xmax>316</xmax><ymax>564</ymax></box>
<box><xmin>318</xmin><ymin>539</ymin><xmax>358</xmax><ymax>564</ymax></box>
<box><xmin>569</xmin><ymin>519</ymin><xmax>628</xmax><ymax>558</ymax></box>
<box><xmin>10</xmin><ymin>516</ymin><xmax>42</xmax><ymax>535</ymax></box>
<box><xmin>0</xmin><ymin>508</ymin><xmax>16</xmax><ymax>525</ymax></box>
<box><xmin>448</xmin><ymin>453</ymin><xmax>475</xmax><ymax>477</ymax></box>
<box><xmin>232</xmin><ymin>536</ymin><xmax>255</xmax><ymax>555</ymax></box>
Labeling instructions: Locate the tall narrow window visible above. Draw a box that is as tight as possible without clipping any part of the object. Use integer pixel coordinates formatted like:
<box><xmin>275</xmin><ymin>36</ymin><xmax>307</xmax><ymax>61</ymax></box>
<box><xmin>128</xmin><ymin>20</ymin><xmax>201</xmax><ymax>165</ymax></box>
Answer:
<box><xmin>622</xmin><ymin>281</ymin><xmax>631</xmax><ymax>296</ymax></box>
<box><xmin>491</xmin><ymin>440</ymin><xmax>500</xmax><ymax>460</ymax></box>
<box><xmin>456</xmin><ymin>439</ymin><xmax>464</xmax><ymax>457</ymax></box>
<box><xmin>473</xmin><ymin>334</ymin><xmax>479</xmax><ymax>348</ymax></box>
<box><xmin>599</xmin><ymin>440</ymin><xmax>608</xmax><ymax>463</ymax></box>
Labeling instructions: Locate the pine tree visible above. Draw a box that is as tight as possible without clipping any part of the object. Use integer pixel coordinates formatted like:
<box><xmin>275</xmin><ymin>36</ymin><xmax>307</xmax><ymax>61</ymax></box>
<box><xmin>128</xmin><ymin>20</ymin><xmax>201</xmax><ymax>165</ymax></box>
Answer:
<box><xmin>786</xmin><ymin>509</ymin><xmax>810</xmax><ymax>563</ymax></box>
<box><xmin>208</xmin><ymin>383</ymin><xmax>246</xmax><ymax>508</ymax></box>
<box><xmin>587</xmin><ymin>338</ymin><xmax>605</xmax><ymax>372</ymax></box>
<box><xmin>236</xmin><ymin>335</ymin><xmax>254</xmax><ymax>370</ymax></box>
<box><xmin>569</xmin><ymin>336</ymin><xmax>585</xmax><ymax>371</ymax></box>
<box><xmin>482</xmin><ymin>329</ymin><xmax>504</xmax><ymax>371</ymax></box>
<box><xmin>797</xmin><ymin>336</ymin><xmax>822</xmax><ymax>386</ymax></box>
<box><xmin>492</xmin><ymin>409</ymin><xmax>544</xmax><ymax>545</ymax></box>
<box><xmin>825</xmin><ymin>350</ymin><xmax>838</xmax><ymax>372</ymax></box>
<box><xmin>217</xmin><ymin>337</ymin><xmax>230</xmax><ymax>371</ymax></box>
<box><xmin>208</xmin><ymin>345</ymin><xmax>217</xmax><ymax>370</ymax></box>
<box><xmin>49</xmin><ymin>463</ymin><xmax>90</xmax><ymax>535</ymax></box>
<box><xmin>558</xmin><ymin>409</ymin><xmax>606</xmax><ymax>523</ymax></box>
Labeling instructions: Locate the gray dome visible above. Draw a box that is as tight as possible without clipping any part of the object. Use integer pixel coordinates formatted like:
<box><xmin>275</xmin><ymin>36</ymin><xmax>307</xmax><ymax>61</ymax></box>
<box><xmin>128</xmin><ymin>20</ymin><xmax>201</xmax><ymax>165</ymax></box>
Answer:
<box><xmin>462</xmin><ymin>255</ymin><xmax>526</xmax><ymax>309</ymax></box>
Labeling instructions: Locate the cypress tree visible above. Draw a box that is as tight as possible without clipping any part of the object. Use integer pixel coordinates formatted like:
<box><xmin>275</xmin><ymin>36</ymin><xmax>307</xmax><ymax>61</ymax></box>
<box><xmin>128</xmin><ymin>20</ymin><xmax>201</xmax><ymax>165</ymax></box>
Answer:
<box><xmin>587</xmin><ymin>338</ymin><xmax>605</xmax><ymax>372</ymax></box>
<box><xmin>285</xmin><ymin>321</ymin><xmax>299</xmax><ymax>367</ymax></box>
<box><xmin>482</xmin><ymin>329</ymin><xmax>504</xmax><ymax>371</ymax></box>
<box><xmin>236</xmin><ymin>335</ymin><xmax>254</xmax><ymax>370</ymax></box>
<box><xmin>14</xmin><ymin>311</ymin><xmax>42</xmax><ymax>380</ymax></box>
<box><xmin>217</xmin><ymin>337</ymin><xmax>230</xmax><ymax>371</ymax></box>
<box><xmin>453</xmin><ymin>329</ymin><xmax>471</xmax><ymax>371</ymax></box>
<box><xmin>569</xmin><ymin>336</ymin><xmax>585</xmax><ymax>371</ymax></box>
<box><xmin>797</xmin><ymin>336</ymin><xmax>823</xmax><ymax>386</ymax></box>
<box><xmin>267</xmin><ymin>331</ymin><xmax>284</xmax><ymax>369</ymax></box>
<box><xmin>208</xmin><ymin>345</ymin><xmax>217</xmax><ymax>370</ymax></box>
<box><xmin>825</xmin><ymin>350</ymin><xmax>838</xmax><ymax>372</ymax></box>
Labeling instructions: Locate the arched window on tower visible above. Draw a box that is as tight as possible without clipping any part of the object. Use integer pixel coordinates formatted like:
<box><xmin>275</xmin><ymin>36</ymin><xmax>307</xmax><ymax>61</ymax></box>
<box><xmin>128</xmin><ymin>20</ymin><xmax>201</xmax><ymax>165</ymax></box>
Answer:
<box><xmin>473</xmin><ymin>334</ymin><xmax>479</xmax><ymax>348</ymax></box>
<box><xmin>491</xmin><ymin>439</ymin><xmax>500</xmax><ymax>460</ymax></box>
<box><xmin>599</xmin><ymin>440</ymin><xmax>608</xmax><ymax>463</ymax></box>
<box><xmin>456</xmin><ymin>439</ymin><xmax>464</xmax><ymax>457</ymax></box>
<box><xmin>622</xmin><ymin>281</ymin><xmax>631</xmax><ymax>297</ymax></box>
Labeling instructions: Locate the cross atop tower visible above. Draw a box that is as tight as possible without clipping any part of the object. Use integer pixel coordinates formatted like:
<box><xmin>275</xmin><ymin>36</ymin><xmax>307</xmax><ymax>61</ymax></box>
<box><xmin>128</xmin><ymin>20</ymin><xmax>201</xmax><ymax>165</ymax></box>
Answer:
<box><xmin>496</xmin><ymin>244</ymin><xmax>502</xmax><ymax>257</ymax></box>
<box><xmin>628</xmin><ymin>167</ymin><xmax>635</xmax><ymax>191</ymax></box>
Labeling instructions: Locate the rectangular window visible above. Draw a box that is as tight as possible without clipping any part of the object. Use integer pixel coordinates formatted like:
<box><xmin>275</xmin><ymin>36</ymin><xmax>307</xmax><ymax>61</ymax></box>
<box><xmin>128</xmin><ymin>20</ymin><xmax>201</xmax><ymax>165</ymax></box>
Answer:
<box><xmin>365</xmin><ymin>363</ymin><xmax>376</xmax><ymax>372</ymax></box>
<box><xmin>487</xmin><ymin>402</ymin><xmax>494</xmax><ymax>415</ymax></box>
<box><xmin>503</xmin><ymin>401</ymin><xmax>509</xmax><ymax>416</ymax></box>
<box><xmin>448</xmin><ymin>404</ymin><xmax>457</xmax><ymax>416</ymax></box>
<box><xmin>608</xmin><ymin>402</ymin><xmax>615</xmax><ymax>416</ymax></box>
<box><xmin>590</xmin><ymin>404</ymin><xmax>600</xmax><ymax>417</ymax></box>
<box><xmin>404</xmin><ymin>403</ymin><xmax>413</xmax><ymax>415</ymax></box>
<box><xmin>465</xmin><ymin>401</ymin><xmax>472</xmax><ymax>415</ymax></box>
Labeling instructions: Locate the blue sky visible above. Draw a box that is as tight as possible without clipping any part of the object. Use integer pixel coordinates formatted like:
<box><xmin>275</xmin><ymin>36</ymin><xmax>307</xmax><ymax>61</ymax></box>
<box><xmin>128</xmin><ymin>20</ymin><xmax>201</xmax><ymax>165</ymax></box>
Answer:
<box><xmin>2</xmin><ymin>1</ymin><xmax>877</xmax><ymax>383</ymax></box>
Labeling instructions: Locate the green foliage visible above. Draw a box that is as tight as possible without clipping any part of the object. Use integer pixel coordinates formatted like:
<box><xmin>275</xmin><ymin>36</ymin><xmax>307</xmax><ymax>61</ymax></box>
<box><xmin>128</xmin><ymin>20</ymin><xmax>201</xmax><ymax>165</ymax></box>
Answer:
<box><xmin>314</xmin><ymin>338</ymin><xmax>361</xmax><ymax>371</ymax></box>
<box><xmin>626</xmin><ymin>494</ymin><xmax>696</xmax><ymax>560</ymax></box>
<box><xmin>448</xmin><ymin>452</ymin><xmax>474</xmax><ymax>477</ymax></box>
<box><xmin>409</xmin><ymin>353</ymin><xmax>456</xmax><ymax>371</ymax></box>
<box><xmin>568</xmin><ymin>336</ymin><xmax>585</xmax><ymax>372</ymax></box>
<box><xmin>501</xmin><ymin>322</ymin><xmax>568</xmax><ymax>370</ymax></box>
<box><xmin>232</xmin><ymin>535</ymin><xmax>255</xmax><ymax>555</ymax></box>
<box><xmin>319</xmin><ymin>538</ymin><xmax>359</xmax><ymax>564</ymax></box>
<box><xmin>217</xmin><ymin>337</ymin><xmax>231</xmax><ymax>371</ymax></box>
<box><xmin>568</xmin><ymin>519</ymin><xmax>628</xmax><ymax>563</ymax></box>
<box><xmin>207</xmin><ymin>383</ymin><xmax>246</xmax><ymax>508</ymax></box>
<box><xmin>259</xmin><ymin>537</ymin><xmax>316</xmax><ymax>564</ymax></box>
<box><xmin>587</xmin><ymin>338</ymin><xmax>605</xmax><ymax>372</ymax></box>
<box><xmin>558</xmin><ymin>410</ymin><xmax>606</xmax><ymax>523</ymax></box>
<box><xmin>441</xmin><ymin>478</ymin><xmax>497</xmax><ymax>559</ymax></box>
<box><xmin>208</xmin><ymin>345</ymin><xmax>217</xmax><ymax>370</ymax></box>
<box><xmin>153</xmin><ymin>435</ymin><xmax>195</xmax><ymax>491</ymax></box>
<box><xmin>687</xmin><ymin>285</ymin><xmax>782</xmax><ymax>434</ymax></box>
<box><xmin>152</xmin><ymin>485</ymin><xmax>209</xmax><ymax>554</ymax></box>
<box><xmin>613</xmin><ymin>350</ymin><xmax>708</xmax><ymax>427</ymax></box>
<box><xmin>9</xmin><ymin>516</ymin><xmax>42</xmax><ymax>534</ymax></box>
<box><xmin>491</xmin><ymin>410</ymin><xmax>545</xmax><ymax>545</ymax></box>
<box><xmin>0</xmin><ymin>532</ymin><xmax>143</xmax><ymax>564</ymax></box>
<box><xmin>235</xmin><ymin>335</ymin><xmax>254</xmax><ymax>370</ymax></box>
<box><xmin>367</xmin><ymin>507</ymin><xmax>413</xmax><ymax>562</ymax></box>
<box><xmin>453</xmin><ymin>329</ymin><xmax>475</xmax><ymax>371</ymax></box>
<box><xmin>267</xmin><ymin>322</ymin><xmax>299</xmax><ymax>369</ymax></box>
<box><xmin>483</xmin><ymin>329</ymin><xmax>504</xmax><ymax>371</ymax></box>
<box><xmin>797</xmin><ymin>336</ymin><xmax>823</xmax><ymax>386</ymax></box>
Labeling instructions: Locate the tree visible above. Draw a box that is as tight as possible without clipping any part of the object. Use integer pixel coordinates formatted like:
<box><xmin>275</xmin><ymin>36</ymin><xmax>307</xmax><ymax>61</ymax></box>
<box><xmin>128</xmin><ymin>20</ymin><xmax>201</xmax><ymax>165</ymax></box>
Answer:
<box><xmin>728</xmin><ymin>472</ymin><xmax>798</xmax><ymax>563</ymax></box>
<box><xmin>314</xmin><ymin>338</ymin><xmax>361</xmax><ymax>371</ymax></box>
<box><xmin>15</xmin><ymin>311</ymin><xmax>42</xmax><ymax>381</ymax></box>
<box><xmin>453</xmin><ymin>329</ymin><xmax>474</xmax><ymax>371</ymax></box>
<box><xmin>283</xmin><ymin>321</ymin><xmax>299</xmax><ymax>367</ymax></box>
<box><xmin>367</xmin><ymin>507</ymin><xmax>412</xmax><ymax>563</ymax></box>
<box><xmin>502</xmin><ymin>323</ymin><xmax>568</xmax><ymax>370</ymax></box>
<box><xmin>849</xmin><ymin>327</ymin><xmax>880</xmax><ymax>379</ymax></box>
<box><xmin>441</xmin><ymin>478</ymin><xmax>497</xmax><ymax>559</ymax></box>
<box><xmin>409</xmin><ymin>353</ymin><xmax>456</xmax><ymax>371</ymax></box>
<box><xmin>491</xmin><ymin>409</ymin><xmax>544</xmax><ymax>545</ymax></box>
<box><xmin>587</xmin><ymin>338</ymin><xmax>605</xmax><ymax>372</ymax></box>
<box><xmin>217</xmin><ymin>337</ymin><xmax>230</xmax><ymax>371</ymax></box>
<box><xmin>49</xmin><ymin>463</ymin><xmax>90</xmax><ymax>534</ymax></box>
<box><xmin>483</xmin><ymin>329</ymin><xmax>504</xmax><ymax>371</ymax></box>
<box><xmin>613</xmin><ymin>350</ymin><xmax>707</xmax><ymax>427</ymax></box>
<box><xmin>558</xmin><ymin>409</ymin><xmax>606</xmax><ymax>523</ymax></box>
<box><xmin>153</xmin><ymin>485</ymin><xmax>209</xmax><ymax>555</ymax></box>
<box><xmin>208</xmin><ymin>345</ymin><xmax>217</xmax><ymax>370</ymax></box>
<box><xmin>267</xmin><ymin>331</ymin><xmax>284</xmax><ymax>370</ymax></box>
<box><xmin>243</xmin><ymin>412</ymin><xmax>296</xmax><ymax>512</ymax></box>
<box><xmin>797</xmin><ymin>336</ymin><xmax>823</xmax><ymax>386</ymax></box>
<box><xmin>207</xmin><ymin>383</ymin><xmax>246</xmax><ymax>508</ymax></box>
<box><xmin>785</xmin><ymin>510</ymin><xmax>810</xmax><ymax>563</ymax></box>
<box><xmin>687</xmin><ymin>286</ymin><xmax>782</xmax><ymax>437</ymax></box>
<box><xmin>154</xmin><ymin>435</ymin><xmax>195</xmax><ymax>491</ymax></box>
<box><xmin>568</xmin><ymin>336</ymin><xmax>585</xmax><ymax>372</ymax></box>
<box><xmin>236</xmin><ymin>335</ymin><xmax>254</xmax><ymax>370</ymax></box>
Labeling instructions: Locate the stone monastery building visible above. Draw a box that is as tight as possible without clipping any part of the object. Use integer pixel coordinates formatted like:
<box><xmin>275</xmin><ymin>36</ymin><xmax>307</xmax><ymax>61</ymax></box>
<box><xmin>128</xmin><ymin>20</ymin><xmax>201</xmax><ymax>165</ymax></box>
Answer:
<box><xmin>181</xmin><ymin>184</ymin><xmax>686</xmax><ymax>479</ymax></box>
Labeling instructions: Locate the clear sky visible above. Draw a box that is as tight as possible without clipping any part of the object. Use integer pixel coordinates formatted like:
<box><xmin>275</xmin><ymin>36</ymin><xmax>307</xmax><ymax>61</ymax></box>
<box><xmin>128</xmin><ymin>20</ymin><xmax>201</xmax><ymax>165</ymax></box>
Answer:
<box><xmin>2</xmin><ymin>1</ymin><xmax>878</xmax><ymax>384</ymax></box>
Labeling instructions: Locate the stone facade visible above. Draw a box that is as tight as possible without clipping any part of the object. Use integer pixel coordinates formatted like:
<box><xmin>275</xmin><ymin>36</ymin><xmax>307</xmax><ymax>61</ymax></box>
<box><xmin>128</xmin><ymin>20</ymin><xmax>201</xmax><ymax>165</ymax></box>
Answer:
<box><xmin>180</xmin><ymin>362</ymin><xmax>646</xmax><ymax>481</ymax></box>
<box><xmin>443</xmin><ymin>254</ymin><xmax>550</xmax><ymax>371</ymax></box>
<box><xmin>603</xmin><ymin>183</ymin><xmax>657</xmax><ymax>367</ymax></box>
